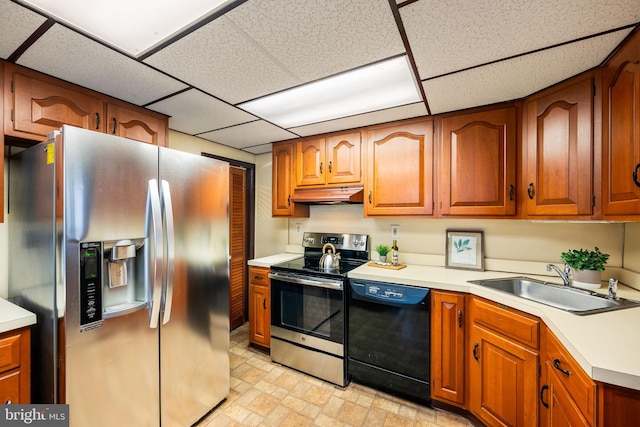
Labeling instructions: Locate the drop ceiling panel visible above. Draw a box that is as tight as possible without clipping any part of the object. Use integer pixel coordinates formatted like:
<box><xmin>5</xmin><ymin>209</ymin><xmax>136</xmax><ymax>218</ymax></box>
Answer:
<box><xmin>243</xmin><ymin>143</ymin><xmax>272</xmax><ymax>155</ymax></box>
<box><xmin>0</xmin><ymin>1</ymin><xmax>46</xmax><ymax>59</ymax></box>
<box><xmin>402</xmin><ymin>0</ymin><xmax>640</xmax><ymax>79</ymax></box>
<box><xmin>226</xmin><ymin>0</ymin><xmax>405</xmax><ymax>82</ymax></box>
<box><xmin>144</xmin><ymin>16</ymin><xmax>301</xmax><ymax>104</ymax></box>
<box><xmin>17</xmin><ymin>24</ymin><xmax>188</xmax><ymax>105</ymax></box>
<box><xmin>289</xmin><ymin>102</ymin><xmax>428</xmax><ymax>137</ymax></box>
<box><xmin>147</xmin><ymin>89</ymin><xmax>256</xmax><ymax>134</ymax></box>
<box><xmin>424</xmin><ymin>29</ymin><xmax>630</xmax><ymax>114</ymax></box>
<box><xmin>198</xmin><ymin>120</ymin><xmax>298</xmax><ymax>148</ymax></box>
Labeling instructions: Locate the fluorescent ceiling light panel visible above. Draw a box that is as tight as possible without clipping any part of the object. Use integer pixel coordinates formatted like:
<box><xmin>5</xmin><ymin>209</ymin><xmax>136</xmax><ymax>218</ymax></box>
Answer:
<box><xmin>239</xmin><ymin>56</ymin><xmax>422</xmax><ymax>128</ymax></box>
<box><xmin>20</xmin><ymin>0</ymin><xmax>235</xmax><ymax>56</ymax></box>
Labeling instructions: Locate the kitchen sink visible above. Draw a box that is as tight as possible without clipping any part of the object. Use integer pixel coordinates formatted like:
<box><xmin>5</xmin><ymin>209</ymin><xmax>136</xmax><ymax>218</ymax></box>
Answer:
<box><xmin>468</xmin><ymin>277</ymin><xmax>640</xmax><ymax>315</ymax></box>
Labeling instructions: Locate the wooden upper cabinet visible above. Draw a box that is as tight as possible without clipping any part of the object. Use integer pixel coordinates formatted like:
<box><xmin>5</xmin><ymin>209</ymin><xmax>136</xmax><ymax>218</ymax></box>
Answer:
<box><xmin>523</xmin><ymin>74</ymin><xmax>594</xmax><ymax>217</ymax></box>
<box><xmin>272</xmin><ymin>141</ymin><xmax>309</xmax><ymax>217</ymax></box>
<box><xmin>438</xmin><ymin>106</ymin><xmax>517</xmax><ymax>216</ymax></box>
<box><xmin>106</xmin><ymin>102</ymin><xmax>167</xmax><ymax>146</ymax></box>
<box><xmin>602</xmin><ymin>31</ymin><xmax>640</xmax><ymax>218</ymax></box>
<box><xmin>295</xmin><ymin>132</ymin><xmax>361</xmax><ymax>186</ymax></box>
<box><xmin>5</xmin><ymin>63</ymin><xmax>104</xmax><ymax>140</ymax></box>
<box><xmin>364</xmin><ymin>118</ymin><xmax>434</xmax><ymax>216</ymax></box>
<box><xmin>3</xmin><ymin>62</ymin><xmax>168</xmax><ymax>146</ymax></box>
<box><xmin>296</xmin><ymin>138</ymin><xmax>326</xmax><ymax>186</ymax></box>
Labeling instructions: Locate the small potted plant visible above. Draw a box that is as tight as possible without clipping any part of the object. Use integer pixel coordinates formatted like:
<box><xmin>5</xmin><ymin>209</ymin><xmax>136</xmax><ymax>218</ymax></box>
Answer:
<box><xmin>375</xmin><ymin>244</ymin><xmax>390</xmax><ymax>262</ymax></box>
<box><xmin>560</xmin><ymin>246</ymin><xmax>610</xmax><ymax>289</ymax></box>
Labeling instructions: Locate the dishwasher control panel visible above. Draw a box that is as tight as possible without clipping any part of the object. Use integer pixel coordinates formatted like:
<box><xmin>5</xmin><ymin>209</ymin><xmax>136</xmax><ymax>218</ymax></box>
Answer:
<box><xmin>366</xmin><ymin>284</ymin><xmax>405</xmax><ymax>300</ymax></box>
<box><xmin>350</xmin><ymin>279</ymin><xmax>429</xmax><ymax>305</ymax></box>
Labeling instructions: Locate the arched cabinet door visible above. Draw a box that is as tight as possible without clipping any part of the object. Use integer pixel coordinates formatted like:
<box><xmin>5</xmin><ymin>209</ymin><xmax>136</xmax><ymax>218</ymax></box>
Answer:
<box><xmin>602</xmin><ymin>30</ymin><xmax>640</xmax><ymax>218</ymax></box>
<box><xmin>364</xmin><ymin>118</ymin><xmax>434</xmax><ymax>217</ymax></box>
<box><xmin>439</xmin><ymin>106</ymin><xmax>517</xmax><ymax>217</ymax></box>
<box><xmin>524</xmin><ymin>74</ymin><xmax>594</xmax><ymax>218</ymax></box>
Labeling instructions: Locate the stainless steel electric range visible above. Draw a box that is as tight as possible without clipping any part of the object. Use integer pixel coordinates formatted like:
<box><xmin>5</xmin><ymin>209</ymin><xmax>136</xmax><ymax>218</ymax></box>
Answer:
<box><xmin>268</xmin><ymin>232</ymin><xmax>369</xmax><ymax>386</ymax></box>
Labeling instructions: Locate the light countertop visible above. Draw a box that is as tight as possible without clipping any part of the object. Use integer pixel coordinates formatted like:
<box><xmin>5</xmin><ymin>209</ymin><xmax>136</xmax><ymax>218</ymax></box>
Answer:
<box><xmin>248</xmin><ymin>253</ymin><xmax>302</xmax><ymax>268</ymax></box>
<box><xmin>0</xmin><ymin>298</ymin><xmax>37</xmax><ymax>334</ymax></box>
<box><xmin>349</xmin><ymin>263</ymin><xmax>640</xmax><ymax>391</ymax></box>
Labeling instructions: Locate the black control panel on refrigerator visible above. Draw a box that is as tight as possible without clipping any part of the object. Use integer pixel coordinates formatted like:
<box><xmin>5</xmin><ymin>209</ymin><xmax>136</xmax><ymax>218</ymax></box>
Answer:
<box><xmin>80</xmin><ymin>242</ymin><xmax>103</xmax><ymax>330</ymax></box>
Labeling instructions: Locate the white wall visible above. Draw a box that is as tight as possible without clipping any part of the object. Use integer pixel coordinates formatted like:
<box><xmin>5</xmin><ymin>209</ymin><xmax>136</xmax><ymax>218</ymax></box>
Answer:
<box><xmin>624</xmin><ymin>223</ymin><xmax>640</xmax><ymax>273</ymax></box>
<box><xmin>281</xmin><ymin>204</ymin><xmax>625</xmax><ymax>269</ymax></box>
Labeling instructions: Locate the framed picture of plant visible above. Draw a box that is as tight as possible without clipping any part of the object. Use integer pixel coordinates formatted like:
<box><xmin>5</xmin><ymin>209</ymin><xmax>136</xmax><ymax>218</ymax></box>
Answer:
<box><xmin>445</xmin><ymin>230</ymin><xmax>484</xmax><ymax>271</ymax></box>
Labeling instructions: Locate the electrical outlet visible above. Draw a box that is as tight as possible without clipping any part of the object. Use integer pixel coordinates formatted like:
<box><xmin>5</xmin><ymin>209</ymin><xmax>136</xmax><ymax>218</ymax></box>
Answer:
<box><xmin>391</xmin><ymin>224</ymin><xmax>399</xmax><ymax>238</ymax></box>
<box><xmin>296</xmin><ymin>223</ymin><xmax>302</xmax><ymax>234</ymax></box>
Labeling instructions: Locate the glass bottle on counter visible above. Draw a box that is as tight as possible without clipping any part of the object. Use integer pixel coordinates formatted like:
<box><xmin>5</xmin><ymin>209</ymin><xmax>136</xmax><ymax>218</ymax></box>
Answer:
<box><xmin>391</xmin><ymin>239</ymin><xmax>399</xmax><ymax>266</ymax></box>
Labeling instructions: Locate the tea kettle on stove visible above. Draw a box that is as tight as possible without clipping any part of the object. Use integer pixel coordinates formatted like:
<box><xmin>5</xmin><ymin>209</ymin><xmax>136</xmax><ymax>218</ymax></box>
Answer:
<box><xmin>319</xmin><ymin>243</ymin><xmax>341</xmax><ymax>271</ymax></box>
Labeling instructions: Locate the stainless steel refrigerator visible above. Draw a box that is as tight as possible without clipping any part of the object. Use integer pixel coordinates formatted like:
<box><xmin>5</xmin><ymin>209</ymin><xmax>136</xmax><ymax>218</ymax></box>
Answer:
<box><xmin>9</xmin><ymin>125</ymin><xmax>230</xmax><ymax>426</ymax></box>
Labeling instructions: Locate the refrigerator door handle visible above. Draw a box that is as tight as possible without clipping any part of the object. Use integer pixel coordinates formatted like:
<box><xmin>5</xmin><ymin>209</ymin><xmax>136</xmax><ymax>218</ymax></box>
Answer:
<box><xmin>147</xmin><ymin>179</ymin><xmax>163</xmax><ymax>328</ymax></box>
<box><xmin>161</xmin><ymin>180</ymin><xmax>175</xmax><ymax>325</ymax></box>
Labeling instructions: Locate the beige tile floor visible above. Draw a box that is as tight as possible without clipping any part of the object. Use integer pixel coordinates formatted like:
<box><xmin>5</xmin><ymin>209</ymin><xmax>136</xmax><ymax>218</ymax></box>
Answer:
<box><xmin>197</xmin><ymin>323</ymin><xmax>474</xmax><ymax>427</ymax></box>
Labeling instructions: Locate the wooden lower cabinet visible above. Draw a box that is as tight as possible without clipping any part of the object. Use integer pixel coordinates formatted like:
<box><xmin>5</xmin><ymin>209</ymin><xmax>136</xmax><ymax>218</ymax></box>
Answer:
<box><xmin>469</xmin><ymin>323</ymin><xmax>539</xmax><ymax>426</ymax></box>
<box><xmin>466</xmin><ymin>296</ymin><xmax>540</xmax><ymax>426</ymax></box>
<box><xmin>431</xmin><ymin>290</ymin><xmax>465</xmax><ymax>406</ymax></box>
<box><xmin>0</xmin><ymin>327</ymin><xmax>31</xmax><ymax>404</ymax></box>
<box><xmin>540</xmin><ymin>327</ymin><xmax>597</xmax><ymax>426</ymax></box>
<box><xmin>248</xmin><ymin>266</ymin><xmax>271</xmax><ymax>348</ymax></box>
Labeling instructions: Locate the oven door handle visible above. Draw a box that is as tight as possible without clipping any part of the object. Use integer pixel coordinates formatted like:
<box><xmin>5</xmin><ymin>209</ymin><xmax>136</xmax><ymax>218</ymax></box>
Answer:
<box><xmin>268</xmin><ymin>272</ymin><xmax>343</xmax><ymax>290</ymax></box>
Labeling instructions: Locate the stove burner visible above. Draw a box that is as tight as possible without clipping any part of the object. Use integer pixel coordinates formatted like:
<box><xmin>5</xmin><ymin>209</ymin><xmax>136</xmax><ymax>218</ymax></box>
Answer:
<box><xmin>271</xmin><ymin>232</ymin><xmax>370</xmax><ymax>278</ymax></box>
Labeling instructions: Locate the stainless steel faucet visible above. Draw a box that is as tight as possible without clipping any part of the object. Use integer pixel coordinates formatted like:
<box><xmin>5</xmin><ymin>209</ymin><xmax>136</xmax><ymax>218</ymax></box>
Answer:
<box><xmin>547</xmin><ymin>263</ymin><xmax>571</xmax><ymax>286</ymax></box>
<box><xmin>608</xmin><ymin>278</ymin><xmax>618</xmax><ymax>299</ymax></box>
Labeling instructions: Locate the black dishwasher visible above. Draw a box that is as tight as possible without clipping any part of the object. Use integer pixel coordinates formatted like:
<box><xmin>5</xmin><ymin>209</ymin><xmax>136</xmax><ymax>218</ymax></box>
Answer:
<box><xmin>347</xmin><ymin>278</ymin><xmax>430</xmax><ymax>404</ymax></box>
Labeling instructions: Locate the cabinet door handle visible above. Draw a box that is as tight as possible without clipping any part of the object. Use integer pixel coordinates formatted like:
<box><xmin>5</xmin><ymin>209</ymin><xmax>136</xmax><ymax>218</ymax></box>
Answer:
<box><xmin>553</xmin><ymin>359</ymin><xmax>570</xmax><ymax>376</ymax></box>
<box><xmin>319</xmin><ymin>162</ymin><xmax>323</xmax><ymax>174</ymax></box>
<box><xmin>328</xmin><ymin>161</ymin><xmax>332</xmax><ymax>173</ymax></box>
<box><xmin>508</xmin><ymin>184</ymin><xmax>514</xmax><ymax>201</ymax></box>
<box><xmin>287</xmin><ymin>195</ymin><xmax>291</xmax><ymax>206</ymax></box>
<box><xmin>633</xmin><ymin>163</ymin><xmax>640</xmax><ymax>188</ymax></box>
<box><xmin>473</xmin><ymin>342</ymin><xmax>479</xmax><ymax>361</ymax></box>
<box><xmin>263</xmin><ymin>298</ymin><xmax>267</xmax><ymax>310</ymax></box>
<box><xmin>527</xmin><ymin>183</ymin><xmax>534</xmax><ymax>199</ymax></box>
<box><xmin>255</xmin><ymin>275</ymin><xmax>263</xmax><ymax>280</ymax></box>
<box><xmin>112</xmin><ymin>118</ymin><xmax>118</xmax><ymax>134</ymax></box>
<box><xmin>540</xmin><ymin>384</ymin><xmax>549</xmax><ymax>408</ymax></box>
<box><xmin>457</xmin><ymin>309</ymin><xmax>463</xmax><ymax>328</ymax></box>
<box><xmin>368</xmin><ymin>190</ymin><xmax>372</xmax><ymax>204</ymax></box>
<box><xmin>95</xmin><ymin>112</ymin><xmax>101</xmax><ymax>130</ymax></box>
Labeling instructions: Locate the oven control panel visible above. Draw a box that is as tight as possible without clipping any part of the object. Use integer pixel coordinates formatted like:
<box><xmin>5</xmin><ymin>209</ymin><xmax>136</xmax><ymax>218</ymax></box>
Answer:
<box><xmin>302</xmin><ymin>232</ymin><xmax>369</xmax><ymax>251</ymax></box>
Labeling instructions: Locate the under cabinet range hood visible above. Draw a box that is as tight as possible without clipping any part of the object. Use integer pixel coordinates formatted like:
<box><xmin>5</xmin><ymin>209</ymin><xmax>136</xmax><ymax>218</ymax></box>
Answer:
<box><xmin>290</xmin><ymin>186</ymin><xmax>364</xmax><ymax>204</ymax></box>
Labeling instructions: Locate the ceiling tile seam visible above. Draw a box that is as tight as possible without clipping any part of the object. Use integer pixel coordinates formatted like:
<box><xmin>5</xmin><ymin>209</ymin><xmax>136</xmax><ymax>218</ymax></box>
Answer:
<box><xmin>397</xmin><ymin>0</ymin><xmax>420</xmax><ymax>9</ymax></box>
<box><xmin>6</xmin><ymin>17</ymin><xmax>55</xmax><ymax>63</ymax></box>
<box><xmin>191</xmin><ymin>119</ymin><xmax>302</xmax><ymax>139</ymax></box>
<box><xmin>599</xmin><ymin>25</ymin><xmax>640</xmax><ymax>66</ymax></box>
<box><xmin>388</xmin><ymin>0</ymin><xmax>431</xmax><ymax>115</ymax></box>
<box><xmin>136</xmin><ymin>0</ymin><xmax>250</xmax><ymax>61</ymax></box>
<box><xmin>142</xmin><ymin>87</ymin><xmax>194</xmax><ymax>108</ymax></box>
<box><xmin>223</xmin><ymin>16</ymin><xmax>303</xmax><ymax>85</ymax></box>
<box><xmin>420</xmin><ymin>22</ymin><xmax>640</xmax><ymax>83</ymax></box>
<box><xmin>284</xmin><ymin>101</ymin><xmax>426</xmax><ymax>131</ymax></box>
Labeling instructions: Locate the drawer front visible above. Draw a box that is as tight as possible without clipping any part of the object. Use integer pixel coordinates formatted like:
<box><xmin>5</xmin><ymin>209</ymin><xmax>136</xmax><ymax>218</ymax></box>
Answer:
<box><xmin>249</xmin><ymin>266</ymin><xmax>270</xmax><ymax>286</ymax></box>
<box><xmin>0</xmin><ymin>334</ymin><xmax>21</xmax><ymax>374</ymax></box>
<box><xmin>470</xmin><ymin>296</ymin><xmax>540</xmax><ymax>349</ymax></box>
<box><xmin>546</xmin><ymin>329</ymin><xmax>597</xmax><ymax>425</ymax></box>
<box><xmin>0</xmin><ymin>370</ymin><xmax>21</xmax><ymax>404</ymax></box>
